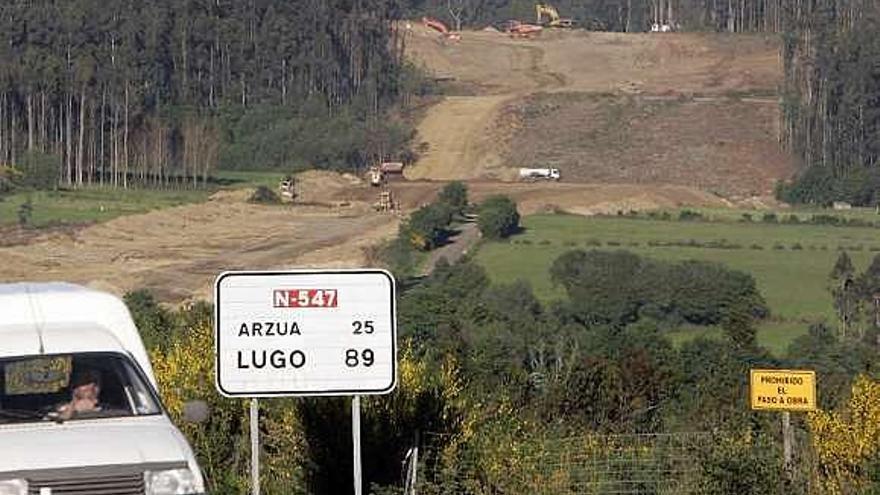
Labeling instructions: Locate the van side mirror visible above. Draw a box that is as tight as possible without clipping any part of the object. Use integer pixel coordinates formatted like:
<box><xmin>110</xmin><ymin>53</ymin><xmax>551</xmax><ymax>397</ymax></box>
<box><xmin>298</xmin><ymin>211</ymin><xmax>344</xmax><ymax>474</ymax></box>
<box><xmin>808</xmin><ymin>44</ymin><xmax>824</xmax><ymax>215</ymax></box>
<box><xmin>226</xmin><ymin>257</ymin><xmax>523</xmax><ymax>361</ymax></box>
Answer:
<box><xmin>182</xmin><ymin>400</ymin><xmax>209</xmax><ymax>423</ymax></box>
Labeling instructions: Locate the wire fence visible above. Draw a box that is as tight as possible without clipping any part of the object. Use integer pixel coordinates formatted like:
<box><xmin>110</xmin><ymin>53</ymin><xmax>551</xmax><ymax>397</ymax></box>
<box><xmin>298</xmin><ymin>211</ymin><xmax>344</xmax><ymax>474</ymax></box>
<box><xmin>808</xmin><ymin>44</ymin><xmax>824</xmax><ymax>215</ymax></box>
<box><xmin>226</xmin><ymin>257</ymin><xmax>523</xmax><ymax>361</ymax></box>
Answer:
<box><xmin>407</xmin><ymin>432</ymin><xmax>713</xmax><ymax>495</ymax></box>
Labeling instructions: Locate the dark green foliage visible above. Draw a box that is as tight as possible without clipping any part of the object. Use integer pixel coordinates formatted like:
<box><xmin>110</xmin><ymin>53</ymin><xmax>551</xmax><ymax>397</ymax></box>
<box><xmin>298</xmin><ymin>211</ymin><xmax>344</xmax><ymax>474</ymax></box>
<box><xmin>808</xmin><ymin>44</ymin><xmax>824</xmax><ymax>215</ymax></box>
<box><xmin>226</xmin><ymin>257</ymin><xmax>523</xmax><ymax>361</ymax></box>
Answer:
<box><xmin>16</xmin><ymin>196</ymin><xmax>32</xmax><ymax>227</ymax></box>
<box><xmin>218</xmin><ymin>104</ymin><xmax>415</xmax><ymax>171</ymax></box>
<box><xmin>373</xmin><ymin>237</ymin><xmax>418</xmax><ymax>280</ymax></box>
<box><xmin>18</xmin><ymin>152</ymin><xmax>61</xmax><ymax>190</ymax></box>
<box><xmin>247</xmin><ymin>185</ymin><xmax>281</xmax><ymax>204</ymax></box>
<box><xmin>762</xmin><ymin>212</ymin><xmax>778</xmax><ymax>223</ymax></box>
<box><xmin>785</xmin><ymin>323</ymin><xmax>879</xmax><ymax>409</ymax></box>
<box><xmin>403</xmin><ymin>202</ymin><xmax>454</xmax><ymax>250</ymax></box>
<box><xmin>0</xmin><ymin>0</ymin><xmax>416</xmax><ymax>188</ymax></box>
<box><xmin>779</xmin><ymin>4</ymin><xmax>880</xmax><ymax>206</ymax></box>
<box><xmin>678</xmin><ymin>209</ymin><xmax>703</xmax><ymax>221</ymax></box>
<box><xmin>550</xmin><ymin>250</ymin><xmax>768</xmax><ymax>327</ymax></box>
<box><xmin>698</xmin><ymin>431</ymin><xmax>784</xmax><ymax>495</ymax></box>
<box><xmin>477</xmin><ymin>195</ymin><xmax>520</xmax><ymax>239</ymax></box>
<box><xmin>123</xmin><ymin>289</ymin><xmax>174</xmax><ymax>351</ymax></box>
<box><xmin>437</xmin><ymin>181</ymin><xmax>469</xmax><ymax>216</ymax></box>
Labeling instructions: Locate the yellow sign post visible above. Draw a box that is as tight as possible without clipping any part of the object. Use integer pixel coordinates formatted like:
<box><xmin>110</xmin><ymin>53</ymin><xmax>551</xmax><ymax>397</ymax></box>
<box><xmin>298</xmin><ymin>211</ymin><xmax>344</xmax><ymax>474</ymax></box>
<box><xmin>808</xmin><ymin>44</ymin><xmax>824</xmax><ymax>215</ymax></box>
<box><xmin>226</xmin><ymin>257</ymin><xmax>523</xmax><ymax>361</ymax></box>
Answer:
<box><xmin>750</xmin><ymin>369</ymin><xmax>817</xmax><ymax>411</ymax></box>
<box><xmin>750</xmin><ymin>368</ymin><xmax>817</xmax><ymax>483</ymax></box>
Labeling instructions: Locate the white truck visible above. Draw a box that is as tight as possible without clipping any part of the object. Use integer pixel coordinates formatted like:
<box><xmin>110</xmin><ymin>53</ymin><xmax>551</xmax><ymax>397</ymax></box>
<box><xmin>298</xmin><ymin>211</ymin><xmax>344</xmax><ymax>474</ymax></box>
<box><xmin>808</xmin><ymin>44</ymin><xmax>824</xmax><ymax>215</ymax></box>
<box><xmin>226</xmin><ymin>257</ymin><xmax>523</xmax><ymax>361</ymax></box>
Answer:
<box><xmin>0</xmin><ymin>283</ymin><xmax>206</xmax><ymax>495</ymax></box>
<box><xmin>519</xmin><ymin>167</ymin><xmax>561</xmax><ymax>181</ymax></box>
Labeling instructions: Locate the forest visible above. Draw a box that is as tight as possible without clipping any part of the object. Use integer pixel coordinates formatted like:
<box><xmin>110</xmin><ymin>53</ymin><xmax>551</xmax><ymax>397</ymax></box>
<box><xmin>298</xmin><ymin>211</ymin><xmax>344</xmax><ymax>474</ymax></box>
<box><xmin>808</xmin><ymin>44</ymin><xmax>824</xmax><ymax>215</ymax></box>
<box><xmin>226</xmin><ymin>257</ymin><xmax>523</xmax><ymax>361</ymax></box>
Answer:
<box><xmin>0</xmin><ymin>0</ymin><xmax>416</xmax><ymax>190</ymax></box>
<box><xmin>1</xmin><ymin>0</ymin><xmax>875</xmax><ymax>206</ymax></box>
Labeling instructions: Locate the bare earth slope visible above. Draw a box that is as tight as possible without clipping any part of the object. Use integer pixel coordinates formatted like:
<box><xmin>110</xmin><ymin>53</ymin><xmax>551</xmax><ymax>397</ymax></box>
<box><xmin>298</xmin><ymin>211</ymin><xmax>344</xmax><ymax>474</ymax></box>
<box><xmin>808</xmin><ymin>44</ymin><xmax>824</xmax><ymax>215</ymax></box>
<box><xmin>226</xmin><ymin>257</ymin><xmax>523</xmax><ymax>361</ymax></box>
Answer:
<box><xmin>404</xmin><ymin>27</ymin><xmax>792</xmax><ymax>196</ymax></box>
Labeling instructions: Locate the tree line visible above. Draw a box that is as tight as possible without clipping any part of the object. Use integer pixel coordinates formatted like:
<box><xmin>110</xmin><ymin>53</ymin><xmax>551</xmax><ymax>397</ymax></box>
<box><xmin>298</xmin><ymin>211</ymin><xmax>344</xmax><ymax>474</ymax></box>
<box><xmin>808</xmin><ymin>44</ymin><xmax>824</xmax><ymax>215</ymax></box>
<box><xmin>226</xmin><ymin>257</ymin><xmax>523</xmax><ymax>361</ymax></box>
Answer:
<box><xmin>0</xmin><ymin>0</ymin><xmax>409</xmax><ymax>189</ymax></box>
<box><xmin>777</xmin><ymin>1</ymin><xmax>880</xmax><ymax>206</ymax></box>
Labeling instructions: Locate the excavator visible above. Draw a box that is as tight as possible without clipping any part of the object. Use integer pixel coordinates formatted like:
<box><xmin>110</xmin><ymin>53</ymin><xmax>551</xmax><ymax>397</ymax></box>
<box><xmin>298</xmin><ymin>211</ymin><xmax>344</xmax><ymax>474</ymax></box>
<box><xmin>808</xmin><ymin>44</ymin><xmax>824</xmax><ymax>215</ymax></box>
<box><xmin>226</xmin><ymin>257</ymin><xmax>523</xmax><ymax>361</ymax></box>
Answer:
<box><xmin>535</xmin><ymin>3</ymin><xmax>576</xmax><ymax>28</ymax></box>
<box><xmin>422</xmin><ymin>17</ymin><xmax>462</xmax><ymax>41</ymax></box>
<box><xmin>504</xmin><ymin>20</ymin><xmax>543</xmax><ymax>38</ymax></box>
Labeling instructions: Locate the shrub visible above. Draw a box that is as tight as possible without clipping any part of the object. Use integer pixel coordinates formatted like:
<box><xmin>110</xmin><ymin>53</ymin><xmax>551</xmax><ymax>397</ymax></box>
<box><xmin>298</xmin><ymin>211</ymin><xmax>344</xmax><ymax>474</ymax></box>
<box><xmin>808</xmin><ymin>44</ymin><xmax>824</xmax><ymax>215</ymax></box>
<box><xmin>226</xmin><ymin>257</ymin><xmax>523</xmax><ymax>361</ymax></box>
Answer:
<box><xmin>437</xmin><ymin>181</ymin><xmax>468</xmax><ymax>216</ymax></box>
<box><xmin>750</xmin><ymin>244</ymin><xmax>764</xmax><ymax>250</ymax></box>
<box><xmin>19</xmin><ymin>151</ymin><xmax>61</xmax><ymax>190</ymax></box>
<box><xmin>785</xmin><ymin>214</ymin><xmax>800</xmax><ymax>224</ymax></box>
<box><xmin>791</xmin><ymin>243</ymin><xmax>804</xmax><ymax>250</ymax></box>
<box><xmin>811</xmin><ymin>214</ymin><xmax>842</xmax><ymax>226</ymax></box>
<box><xmin>762</xmin><ymin>212</ymin><xmax>778</xmax><ymax>223</ymax></box>
<box><xmin>17</xmin><ymin>197</ymin><xmax>33</xmax><ymax>227</ymax></box>
<box><xmin>773</xmin><ymin>244</ymin><xmax>785</xmax><ymax>250</ymax></box>
<box><xmin>248</xmin><ymin>185</ymin><xmax>281</xmax><ymax>204</ymax></box>
<box><xmin>478</xmin><ymin>195</ymin><xmax>520</xmax><ymax>240</ymax></box>
<box><xmin>678</xmin><ymin>209</ymin><xmax>704</xmax><ymax>221</ymax></box>
<box><xmin>405</xmin><ymin>203</ymin><xmax>453</xmax><ymax>250</ymax></box>
<box><xmin>741</xmin><ymin>213</ymin><xmax>753</xmax><ymax>222</ymax></box>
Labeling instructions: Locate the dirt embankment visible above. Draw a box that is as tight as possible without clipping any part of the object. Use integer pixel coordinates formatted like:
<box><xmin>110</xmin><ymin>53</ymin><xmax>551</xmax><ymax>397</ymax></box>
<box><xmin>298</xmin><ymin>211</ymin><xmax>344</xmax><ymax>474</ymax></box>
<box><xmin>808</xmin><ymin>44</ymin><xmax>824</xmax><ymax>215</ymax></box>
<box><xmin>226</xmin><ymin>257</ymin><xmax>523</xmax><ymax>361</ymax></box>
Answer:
<box><xmin>403</xmin><ymin>26</ymin><xmax>791</xmax><ymax>198</ymax></box>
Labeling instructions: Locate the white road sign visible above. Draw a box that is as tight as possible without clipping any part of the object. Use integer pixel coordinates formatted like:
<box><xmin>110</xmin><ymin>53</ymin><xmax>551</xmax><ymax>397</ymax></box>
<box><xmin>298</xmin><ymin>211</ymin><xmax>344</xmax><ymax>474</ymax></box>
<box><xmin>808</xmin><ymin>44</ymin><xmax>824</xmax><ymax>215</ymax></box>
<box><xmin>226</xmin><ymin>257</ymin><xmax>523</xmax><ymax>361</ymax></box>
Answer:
<box><xmin>214</xmin><ymin>270</ymin><xmax>397</xmax><ymax>397</ymax></box>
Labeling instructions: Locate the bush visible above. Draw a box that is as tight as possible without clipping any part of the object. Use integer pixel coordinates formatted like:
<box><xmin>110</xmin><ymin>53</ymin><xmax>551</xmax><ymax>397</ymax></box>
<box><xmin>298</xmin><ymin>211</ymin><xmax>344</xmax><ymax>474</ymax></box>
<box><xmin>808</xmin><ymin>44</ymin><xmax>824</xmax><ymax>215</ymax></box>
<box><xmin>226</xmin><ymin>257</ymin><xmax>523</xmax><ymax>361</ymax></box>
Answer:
<box><xmin>811</xmin><ymin>214</ymin><xmax>842</xmax><ymax>226</ymax></box>
<box><xmin>741</xmin><ymin>213</ymin><xmax>753</xmax><ymax>222</ymax></box>
<box><xmin>437</xmin><ymin>181</ymin><xmax>469</xmax><ymax>216</ymax></box>
<box><xmin>0</xmin><ymin>164</ymin><xmax>20</xmax><ymax>195</ymax></box>
<box><xmin>405</xmin><ymin>202</ymin><xmax>453</xmax><ymax>250</ymax></box>
<box><xmin>17</xmin><ymin>197</ymin><xmax>33</xmax><ymax>227</ymax></box>
<box><xmin>785</xmin><ymin>214</ymin><xmax>800</xmax><ymax>224</ymax></box>
<box><xmin>19</xmin><ymin>151</ymin><xmax>61</xmax><ymax>190</ymax></box>
<box><xmin>478</xmin><ymin>195</ymin><xmax>520</xmax><ymax>240</ymax></box>
<box><xmin>124</xmin><ymin>289</ymin><xmax>175</xmax><ymax>351</ymax></box>
<box><xmin>762</xmin><ymin>212</ymin><xmax>778</xmax><ymax>223</ymax></box>
<box><xmin>678</xmin><ymin>209</ymin><xmax>704</xmax><ymax>221</ymax></box>
<box><xmin>248</xmin><ymin>185</ymin><xmax>281</xmax><ymax>204</ymax></box>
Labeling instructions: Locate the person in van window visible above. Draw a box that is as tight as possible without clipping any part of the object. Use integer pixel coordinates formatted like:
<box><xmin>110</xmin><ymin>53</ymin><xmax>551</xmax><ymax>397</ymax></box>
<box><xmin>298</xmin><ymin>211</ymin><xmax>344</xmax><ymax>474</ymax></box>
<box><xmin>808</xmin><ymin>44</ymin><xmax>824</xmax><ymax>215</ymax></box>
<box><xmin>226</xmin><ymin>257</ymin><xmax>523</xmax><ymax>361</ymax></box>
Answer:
<box><xmin>56</xmin><ymin>369</ymin><xmax>103</xmax><ymax>420</ymax></box>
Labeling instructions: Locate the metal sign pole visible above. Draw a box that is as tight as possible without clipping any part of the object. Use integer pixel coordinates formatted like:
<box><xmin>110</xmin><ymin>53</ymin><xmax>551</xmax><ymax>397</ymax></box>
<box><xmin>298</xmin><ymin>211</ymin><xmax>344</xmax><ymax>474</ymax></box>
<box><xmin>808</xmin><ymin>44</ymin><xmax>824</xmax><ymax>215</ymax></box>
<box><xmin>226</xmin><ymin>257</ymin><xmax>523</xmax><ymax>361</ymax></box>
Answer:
<box><xmin>251</xmin><ymin>398</ymin><xmax>260</xmax><ymax>495</ymax></box>
<box><xmin>352</xmin><ymin>395</ymin><xmax>362</xmax><ymax>495</ymax></box>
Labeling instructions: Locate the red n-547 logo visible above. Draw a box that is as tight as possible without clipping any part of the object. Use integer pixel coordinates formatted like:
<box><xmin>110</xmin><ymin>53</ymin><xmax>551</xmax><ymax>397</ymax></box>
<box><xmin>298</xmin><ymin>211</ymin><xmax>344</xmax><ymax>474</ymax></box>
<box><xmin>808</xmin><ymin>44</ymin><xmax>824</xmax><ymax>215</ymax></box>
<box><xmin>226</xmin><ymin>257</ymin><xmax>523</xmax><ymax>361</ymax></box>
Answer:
<box><xmin>274</xmin><ymin>289</ymin><xmax>338</xmax><ymax>308</ymax></box>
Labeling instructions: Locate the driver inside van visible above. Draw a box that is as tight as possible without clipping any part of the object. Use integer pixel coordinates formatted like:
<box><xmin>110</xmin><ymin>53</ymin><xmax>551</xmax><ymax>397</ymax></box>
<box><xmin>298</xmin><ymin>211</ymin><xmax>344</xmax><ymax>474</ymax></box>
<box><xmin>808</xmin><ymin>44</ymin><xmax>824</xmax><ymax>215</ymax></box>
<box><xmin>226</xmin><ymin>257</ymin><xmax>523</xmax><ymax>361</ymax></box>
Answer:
<box><xmin>56</xmin><ymin>369</ymin><xmax>103</xmax><ymax>420</ymax></box>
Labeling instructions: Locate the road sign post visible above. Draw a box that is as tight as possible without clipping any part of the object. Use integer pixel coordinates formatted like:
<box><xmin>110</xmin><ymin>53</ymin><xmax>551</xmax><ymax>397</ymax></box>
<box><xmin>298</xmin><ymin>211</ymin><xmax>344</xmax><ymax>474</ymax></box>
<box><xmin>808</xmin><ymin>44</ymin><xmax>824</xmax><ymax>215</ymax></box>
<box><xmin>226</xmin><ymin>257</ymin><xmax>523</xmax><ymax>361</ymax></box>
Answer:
<box><xmin>215</xmin><ymin>269</ymin><xmax>397</xmax><ymax>495</ymax></box>
<box><xmin>251</xmin><ymin>398</ymin><xmax>260</xmax><ymax>495</ymax></box>
<box><xmin>749</xmin><ymin>369</ymin><xmax>817</xmax><ymax>484</ymax></box>
<box><xmin>352</xmin><ymin>395</ymin><xmax>362</xmax><ymax>495</ymax></box>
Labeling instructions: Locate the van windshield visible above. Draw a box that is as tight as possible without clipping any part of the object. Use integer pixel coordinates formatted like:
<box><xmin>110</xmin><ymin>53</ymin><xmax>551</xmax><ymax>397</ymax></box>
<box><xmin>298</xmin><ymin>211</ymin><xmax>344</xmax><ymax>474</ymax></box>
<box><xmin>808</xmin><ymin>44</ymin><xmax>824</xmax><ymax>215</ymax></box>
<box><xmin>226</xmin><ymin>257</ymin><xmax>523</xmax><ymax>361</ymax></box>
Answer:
<box><xmin>0</xmin><ymin>353</ymin><xmax>161</xmax><ymax>424</ymax></box>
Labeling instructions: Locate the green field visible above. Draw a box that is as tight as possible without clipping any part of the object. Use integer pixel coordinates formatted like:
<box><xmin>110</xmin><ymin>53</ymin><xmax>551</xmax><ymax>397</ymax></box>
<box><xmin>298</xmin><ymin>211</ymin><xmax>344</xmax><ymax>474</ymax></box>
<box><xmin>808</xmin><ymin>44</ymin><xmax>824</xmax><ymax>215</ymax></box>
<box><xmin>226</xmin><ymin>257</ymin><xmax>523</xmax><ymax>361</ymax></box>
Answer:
<box><xmin>0</xmin><ymin>170</ymin><xmax>280</xmax><ymax>227</ymax></box>
<box><xmin>475</xmin><ymin>213</ymin><xmax>880</xmax><ymax>354</ymax></box>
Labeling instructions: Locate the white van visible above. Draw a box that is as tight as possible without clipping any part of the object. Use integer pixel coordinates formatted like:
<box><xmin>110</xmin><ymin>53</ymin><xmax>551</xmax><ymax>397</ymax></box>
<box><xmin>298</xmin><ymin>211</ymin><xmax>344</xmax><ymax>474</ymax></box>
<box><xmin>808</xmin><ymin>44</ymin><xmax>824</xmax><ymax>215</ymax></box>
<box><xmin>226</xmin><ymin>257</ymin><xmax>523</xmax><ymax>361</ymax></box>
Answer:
<box><xmin>0</xmin><ymin>283</ymin><xmax>206</xmax><ymax>495</ymax></box>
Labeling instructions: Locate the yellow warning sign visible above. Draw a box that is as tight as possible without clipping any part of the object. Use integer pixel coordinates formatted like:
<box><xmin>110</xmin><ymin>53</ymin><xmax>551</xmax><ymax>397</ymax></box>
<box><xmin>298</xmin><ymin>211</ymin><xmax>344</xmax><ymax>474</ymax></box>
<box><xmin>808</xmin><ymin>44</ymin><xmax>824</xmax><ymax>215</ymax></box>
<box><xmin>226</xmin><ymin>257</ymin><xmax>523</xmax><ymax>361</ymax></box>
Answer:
<box><xmin>750</xmin><ymin>369</ymin><xmax>816</xmax><ymax>411</ymax></box>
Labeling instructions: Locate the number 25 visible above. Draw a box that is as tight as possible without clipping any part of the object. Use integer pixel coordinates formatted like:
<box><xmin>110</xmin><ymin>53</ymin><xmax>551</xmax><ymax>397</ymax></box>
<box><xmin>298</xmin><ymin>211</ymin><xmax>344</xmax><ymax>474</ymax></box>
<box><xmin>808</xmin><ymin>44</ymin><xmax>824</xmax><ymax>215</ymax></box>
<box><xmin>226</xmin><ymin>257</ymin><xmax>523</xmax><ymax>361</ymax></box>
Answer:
<box><xmin>352</xmin><ymin>321</ymin><xmax>374</xmax><ymax>334</ymax></box>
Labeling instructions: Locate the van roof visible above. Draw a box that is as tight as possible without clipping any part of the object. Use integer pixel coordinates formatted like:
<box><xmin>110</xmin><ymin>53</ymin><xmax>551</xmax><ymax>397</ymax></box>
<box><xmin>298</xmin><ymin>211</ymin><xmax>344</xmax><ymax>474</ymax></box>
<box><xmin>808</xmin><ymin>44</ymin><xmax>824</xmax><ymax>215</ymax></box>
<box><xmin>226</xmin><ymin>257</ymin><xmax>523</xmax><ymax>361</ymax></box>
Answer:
<box><xmin>0</xmin><ymin>283</ymin><xmax>158</xmax><ymax>388</ymax></box>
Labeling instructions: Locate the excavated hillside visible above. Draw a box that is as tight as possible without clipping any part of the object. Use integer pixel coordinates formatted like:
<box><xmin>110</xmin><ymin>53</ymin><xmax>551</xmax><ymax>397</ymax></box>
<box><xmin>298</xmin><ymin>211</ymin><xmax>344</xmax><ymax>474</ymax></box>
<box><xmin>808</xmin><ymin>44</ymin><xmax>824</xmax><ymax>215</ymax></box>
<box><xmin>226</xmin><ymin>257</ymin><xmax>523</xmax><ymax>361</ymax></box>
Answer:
<box><xmin>404</xmin><ymin>27</ymin><xmax>792</xmax><ymax>199</ymax></box>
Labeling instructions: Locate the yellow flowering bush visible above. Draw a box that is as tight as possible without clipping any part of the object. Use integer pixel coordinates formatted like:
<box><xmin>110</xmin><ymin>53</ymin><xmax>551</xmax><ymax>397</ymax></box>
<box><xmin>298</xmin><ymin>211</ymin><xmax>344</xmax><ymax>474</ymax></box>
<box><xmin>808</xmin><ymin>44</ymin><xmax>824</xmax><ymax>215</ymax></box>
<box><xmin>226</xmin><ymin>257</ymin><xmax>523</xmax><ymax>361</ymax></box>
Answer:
<box><xmin>809</xmin><ymin>375</ymin><xmax>880</xmax><ymax>494</ymax></box>
<box><xmin>151</xmin><ymin>321</ymin><xmax>306</xmax><ymax>494</ymax></box>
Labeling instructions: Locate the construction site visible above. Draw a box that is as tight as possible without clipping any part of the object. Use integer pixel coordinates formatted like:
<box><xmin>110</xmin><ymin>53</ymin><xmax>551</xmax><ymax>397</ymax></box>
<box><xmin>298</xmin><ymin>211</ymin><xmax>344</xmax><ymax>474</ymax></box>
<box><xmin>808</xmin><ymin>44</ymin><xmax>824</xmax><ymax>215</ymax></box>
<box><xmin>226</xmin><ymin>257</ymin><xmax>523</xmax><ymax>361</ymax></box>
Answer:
<box><xmin>0</xmin><ymin>11</ymin><xmax>792</xmax><ymax>302</ymax></box>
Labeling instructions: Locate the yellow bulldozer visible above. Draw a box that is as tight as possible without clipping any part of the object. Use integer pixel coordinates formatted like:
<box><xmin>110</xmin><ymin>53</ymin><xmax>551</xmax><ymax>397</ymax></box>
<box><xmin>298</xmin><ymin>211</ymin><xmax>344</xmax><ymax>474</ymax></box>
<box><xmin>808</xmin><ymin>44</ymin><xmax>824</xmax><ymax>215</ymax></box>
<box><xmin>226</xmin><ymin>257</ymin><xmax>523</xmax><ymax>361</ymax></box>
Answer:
<box><xmin>536</xmin><ymin>3</ymin><xmax>576</xmax><ymax>28</ymax></box>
